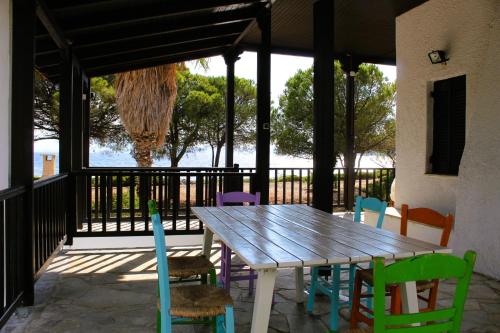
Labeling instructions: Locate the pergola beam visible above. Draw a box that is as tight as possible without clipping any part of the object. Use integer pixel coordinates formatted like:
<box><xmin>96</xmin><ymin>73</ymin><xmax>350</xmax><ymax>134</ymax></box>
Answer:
<box><xmin>37</xmin><ymin>25</ymin><xmax>244</xmax><ymax>68</ymax></box>
<box><xmin>51</xmin><ymin>0</ymin><xmax>265</xmax><ymax>30</ymax></box>
<box><xmin>35</xmin><ymin>0</ymin><xmax>70</xmax><ymax>49</ymax></box>
<box><xmin>36</xmin><ymin>5</ymin><xmax>261</xmax><ymax>49</ymax></box>
<box><xmin>85</xmin><ymin>47</ymin><xmax>228</xmax><ymax>77</ymax></box>
<box><xmin>80</xmin><ymin>36</ymin><xmax>235</xmax><ymax>71</ymax></box>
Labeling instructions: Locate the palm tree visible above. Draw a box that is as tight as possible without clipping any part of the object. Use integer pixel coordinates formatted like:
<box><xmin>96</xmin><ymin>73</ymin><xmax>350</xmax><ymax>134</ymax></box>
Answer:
<box><xmin>114</xmin><ymin>64</ymin><xmax>177</xmax><ymax>167</ymax></box>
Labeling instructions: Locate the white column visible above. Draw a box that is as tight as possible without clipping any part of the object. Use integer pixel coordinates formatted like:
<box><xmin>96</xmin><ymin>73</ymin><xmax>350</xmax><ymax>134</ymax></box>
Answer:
<box><xmin>0</xmin><ymin>0</ymin><xmax>11</xmax><ymax>190</ymax></box>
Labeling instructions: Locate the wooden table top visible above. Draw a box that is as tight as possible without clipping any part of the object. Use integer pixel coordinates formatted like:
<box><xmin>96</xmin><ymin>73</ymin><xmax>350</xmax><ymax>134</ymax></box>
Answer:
<box><xmin>192</xmin><ymin>204</ymin><xmax>451</xmax><ymax>270</ymax></box>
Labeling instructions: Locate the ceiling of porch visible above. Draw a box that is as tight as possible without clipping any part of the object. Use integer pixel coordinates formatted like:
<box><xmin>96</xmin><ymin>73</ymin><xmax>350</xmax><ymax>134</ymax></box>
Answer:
<box><xmin>35</xmin><ymin>0</ymin><xmax>427</xmax><ymax>80</ymax></box>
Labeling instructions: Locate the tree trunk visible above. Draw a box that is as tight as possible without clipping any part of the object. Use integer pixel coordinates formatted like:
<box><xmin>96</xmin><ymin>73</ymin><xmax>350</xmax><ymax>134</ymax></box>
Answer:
<box><xmin>133</xmin><ymin>135</ymin><xmax>155</xmax><ymax>167</ymax></box>
<box><xmin>214</xmin><ymin>143</ymin><xmax>223</xmax><ymax>168</ymax></box>
<box><xmin>210</xmin><ymin>145</ymin><xmax>215</xmax><ymax>167</ymax></box>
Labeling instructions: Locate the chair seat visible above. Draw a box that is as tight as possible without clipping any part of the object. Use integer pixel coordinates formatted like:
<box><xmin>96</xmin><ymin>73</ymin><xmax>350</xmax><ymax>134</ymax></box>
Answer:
<box><xmin>168</xmin><ymin>255</ymin><xmax>214</xmax><ymax>278</ymax></box>
<box><xmin>158</xmin><ymin>285</ymin><xmax>234</xmax><ymax>318</ymax></box>
<box><xmin>359</xmin><ymin>269</ymin><xmax>434</xmax><ymax>291</ymax></box>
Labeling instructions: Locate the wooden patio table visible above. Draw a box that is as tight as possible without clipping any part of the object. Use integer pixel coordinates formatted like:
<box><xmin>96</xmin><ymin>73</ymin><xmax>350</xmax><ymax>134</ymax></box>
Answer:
<box><xmin>192</xmin><ymin>204</ymin><xmax>451</xmax><ymax>333</ymax></box>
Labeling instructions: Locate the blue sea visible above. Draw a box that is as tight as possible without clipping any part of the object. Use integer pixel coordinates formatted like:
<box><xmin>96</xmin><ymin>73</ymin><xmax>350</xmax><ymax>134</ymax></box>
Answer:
<box><xmin>34</xmin><ymin>144</ymin><xmax>391</xmax><ymax>177</ymax></box>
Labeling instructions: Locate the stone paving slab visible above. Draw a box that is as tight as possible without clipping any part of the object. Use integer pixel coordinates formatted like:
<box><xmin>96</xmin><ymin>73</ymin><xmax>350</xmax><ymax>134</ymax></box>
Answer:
<box><xmin>1</xmin><ymin>247</ymin><xmax>499</xmax><ymax>333</ymax></box>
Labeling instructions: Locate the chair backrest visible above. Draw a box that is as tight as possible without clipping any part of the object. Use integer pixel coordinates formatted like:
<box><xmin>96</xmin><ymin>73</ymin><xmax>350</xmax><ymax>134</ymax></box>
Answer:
<box><xmin>149</xmin><ymin>200</ymin><xmax>172</xmax><ymax>333</ymax></box>
<box><xmin>354</xmin><ymin>196</ymin><xmax>388</xmax><ymax>229</ymax></box>
<box><xmin>373</xmin><ymin>251</ymin><xmax>476</xmax><ymax>333</ymax></box>
<box><xmin>216</xmin><ymin>191</ymin><xmax>261</xmax><ymax>207</ymax></box>
<box><xmin>401</xmin><ymin>204</ymin><xmax>454</xmax><ymax>247</ymax></box>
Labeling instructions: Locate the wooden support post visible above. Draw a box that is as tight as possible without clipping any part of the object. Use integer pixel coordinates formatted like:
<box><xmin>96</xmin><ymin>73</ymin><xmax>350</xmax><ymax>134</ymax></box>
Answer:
<box><xmin>341</xmin><ymin>57</ymin><xmax>360</xmax><ymax>211</ymax></box>
<box><xmin>312</xmin><ymin>0</ymin><xmax>335</xmax><ymax>213</ymax></box>
<box><xmin>59</xmin><ymin>51</ymin><xmax>76</xmax><ymax>245</ymax></box>
<box><xmin>11</xmin><ymin>0</ymin><xmax>36</xmax><ymax>305</ymax></box>
<box><xmin>82</xmin><ymin>75</ymin><xmax>90</xmax><ymax>169</ymax></box>
<box><xmin>224</xmin><ymin>50</ymin><xmax>241</xmax><ymax>168</ymax></box>
<box><xmin>255</xmin><ymin>8</ymin><xmax>271</xmax><ymax>203</ymax></box>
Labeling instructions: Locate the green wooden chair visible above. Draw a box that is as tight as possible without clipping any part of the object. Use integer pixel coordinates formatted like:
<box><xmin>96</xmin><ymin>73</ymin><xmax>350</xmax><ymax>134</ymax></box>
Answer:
<box><xmin>345</xmin><ymin>251</ymin><xmax>476</xmax><ymax>333</ymax></box>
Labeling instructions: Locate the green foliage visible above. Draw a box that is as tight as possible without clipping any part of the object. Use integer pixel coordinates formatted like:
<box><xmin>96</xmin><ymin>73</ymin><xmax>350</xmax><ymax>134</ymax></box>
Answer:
<box><xmin>33</xmin><ymin>72</ymin><xmax>125</xmax><ymax>148</ymax></box>
<box><xmin>272</xmin><ymin>61</ymin><xmax>396</xmax><ymax>163</ymax></box>
<box><xmin>155</xmin><ymin>70</ymin><xmax>256</xmax><ymax>167</ymax></box>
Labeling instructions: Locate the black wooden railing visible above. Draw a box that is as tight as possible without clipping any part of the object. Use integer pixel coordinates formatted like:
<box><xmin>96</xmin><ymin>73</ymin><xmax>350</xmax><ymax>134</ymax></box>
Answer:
<box><xmin>33</xmin><ymin>174</ymin><xmax>68</xmax><ymax>277</ymax></box>
<box><xmin>77</xmin><ymin>166</ymin><xmax>394</xmax><ymax>236</ymax></box>
<box><xmin>0</xmin><ymin>186</ymin><xmax>26</xmax><ymax>327</ymax></box>
<box><xmin>76</xmin><ymin>167</ymin><xmax>255</xmax><ymax>236</ymax></box>
<box><xmin>239</xmin><ymin>167</ymin><xmax>395</xmax><ymax>207</ymax></box>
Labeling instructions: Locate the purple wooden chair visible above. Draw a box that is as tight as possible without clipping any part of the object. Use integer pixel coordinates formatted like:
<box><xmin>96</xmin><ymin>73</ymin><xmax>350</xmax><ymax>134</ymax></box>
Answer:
<box><xmin>216</xmin><ymin>191</ymin><xmax>260</xmax><ymax>294</ymax></box>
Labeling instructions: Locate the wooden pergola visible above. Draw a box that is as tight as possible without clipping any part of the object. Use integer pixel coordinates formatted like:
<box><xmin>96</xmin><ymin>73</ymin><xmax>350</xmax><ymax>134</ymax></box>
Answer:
<box><xmin>9</xmin><ymin>0</ymin><xmax>425</xmax><ymax>311</ymax></box>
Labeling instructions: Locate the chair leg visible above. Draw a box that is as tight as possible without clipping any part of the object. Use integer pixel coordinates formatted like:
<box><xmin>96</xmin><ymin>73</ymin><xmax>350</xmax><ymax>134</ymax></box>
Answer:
<box><xmin>223</xmin><ymin>245</ymin><xmax>232</xmax><ymax>292</ymax></box>
<box><xmin>366</xmin><ymin>285</ymin><xmax>373</xmax><ymax>310</ymax></box>
<box><xmin>225</xmin><ymin>305</ymin><xmax>235</xmax><ymax>333</ymax></box>
<box><xmin>348</xmin><ymin>264</ymin><xmax>356</xmax><ymax>309</ymax></box>
<box><xmin>307</xmin><ymin>266</ymin><xmax>319</xmax><ymax>313</ymax></box>
<box><xmin>156</xmin><ymin>310</ymin><xmax>161</xmax><ymax>333</ymax></box>
<box><xmin>329</xmin><ymin>265</ymin><xmax>341</xmax><ymax>332</ymax></box>
<box><xmin>426</xmin><ymin>280</ymin><xmax>440</xmax><ymax>311</ymax></box>
<box><xmin>390</xmin><ymin>286</ymin><xmax>402</xmax><ymax>315</ymax></box>
<box><xmin>209</xmin><ymin>267</ymin><xmax>217</xmax><ymax>285</ymax></box>
<box><xmin>220</xmin><ymin>244</ymin><xmax>226</xmax><ymax>286</ymax></box>
<box><xmin>349</xmin><ymin>272</ymin><xmax>363</xmax><ymax>329</ymax></box>
<box><xmin>215</xmin><ymin>315</ymin><xmax>223</xmax><ymax>333</ymax></box>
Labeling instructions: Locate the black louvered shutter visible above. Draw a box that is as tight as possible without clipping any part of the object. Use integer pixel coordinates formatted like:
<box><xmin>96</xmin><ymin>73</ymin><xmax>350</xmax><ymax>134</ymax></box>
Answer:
<box><xmin>431</xmin><ymin>75</ymin><xmax>466</xmax><ymax>175</ymax></box>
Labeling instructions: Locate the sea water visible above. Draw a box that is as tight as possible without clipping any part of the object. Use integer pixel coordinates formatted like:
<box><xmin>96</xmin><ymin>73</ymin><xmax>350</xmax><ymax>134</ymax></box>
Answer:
<box><xmin>34</xmin><ymin>144</ymin><xmax>392</xmax><ymax>177</ymax></box>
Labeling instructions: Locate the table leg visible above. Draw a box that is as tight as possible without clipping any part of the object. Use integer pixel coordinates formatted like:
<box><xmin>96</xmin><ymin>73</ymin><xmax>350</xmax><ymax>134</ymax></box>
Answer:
<box><xmin>401</xmin><ymin>281</ymin><xmax>419</xmax><ymax>313</ymax></box>
<box><xmin>294</xmin><ymin>267</ymin><xmax>305</xmax><ymax>303</ymax></box>
<box><xmin>251</xmin><ymin>268</ymin><xmax>277</xmax><ymax>333</ymax></box>
<box><xmin>202</xmin><ymin>228</ymin><xmax>214</xmax><ymax>258</ymax></box>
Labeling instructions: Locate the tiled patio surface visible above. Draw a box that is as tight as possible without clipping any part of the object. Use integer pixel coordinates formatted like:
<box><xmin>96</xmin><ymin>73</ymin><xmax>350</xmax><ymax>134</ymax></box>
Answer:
<box><xmin>1</xmin><ymin>246</ymin><xmax>500</xmax><ymax>333</ymax></box>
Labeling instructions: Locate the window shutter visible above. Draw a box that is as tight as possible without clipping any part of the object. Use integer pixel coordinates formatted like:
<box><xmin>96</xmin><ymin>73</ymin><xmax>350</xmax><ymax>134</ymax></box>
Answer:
<box><xmin>431</xmin><ymin>75</ymin><xmax>466</xmax><ymax>175</ymax></box>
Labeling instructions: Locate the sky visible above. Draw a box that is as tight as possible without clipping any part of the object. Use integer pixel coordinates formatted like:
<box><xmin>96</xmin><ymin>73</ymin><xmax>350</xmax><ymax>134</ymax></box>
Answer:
<box><xmin>35</xmin><ymin>52</ymin><xmax>396</xmax><ymax>153</ymax></box>
<box><xmin>187</xmin><ymin>52</ymin><xmax>396</xmax><ymax>105</ymax></box>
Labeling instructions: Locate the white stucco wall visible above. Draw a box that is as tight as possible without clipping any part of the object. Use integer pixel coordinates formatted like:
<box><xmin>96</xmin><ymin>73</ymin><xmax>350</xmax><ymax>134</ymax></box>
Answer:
<box><xmin>0</xmin><ymin>0</ymin><xmax>11</xmax><ymax>190</ymax></box>
<box><xmin>396</xmin><ymin>0</ymin><xmax>500</xmax><ymax>277</ymax></box>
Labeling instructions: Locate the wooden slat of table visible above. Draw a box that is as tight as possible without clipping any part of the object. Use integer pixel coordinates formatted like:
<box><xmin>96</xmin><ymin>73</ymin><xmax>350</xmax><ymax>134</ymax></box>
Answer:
<box><xmin>208</xmin><ymin>208</ymin><xmax>303</xmax><ymax>268</ymax></box>
<box><xmin>219</xmin><ymin>208</ymin><xmax>327</xmax><ymax>266</ymax></box>
<box><xmin>261</xmin><ymin>205</ymin><xmax>396</xmax><ymax>259</ymax></box>
<box><xmin>286</xmin><ymin>205</ymin><xmax>450</xmax><ymax>254</ymax></box>
<box><xmin>191</xmin><ymin>207</ymin><xmax>277</xmax><ymax>269</ymax></box>
<box><xmin>266</xmin><ymin>205</ymin><xmax>416</xmax><ymax>259</ymax></box>
<box><xmin>232</xmin><ymin>206</ymin><xmax>373</xmax><ymax>263</ymax></box>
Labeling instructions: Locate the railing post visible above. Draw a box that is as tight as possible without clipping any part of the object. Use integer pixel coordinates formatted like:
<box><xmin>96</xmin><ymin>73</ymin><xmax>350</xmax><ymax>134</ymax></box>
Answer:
<box><xmin>195</xmin><ymin>174</ymin><xmax>204</xmax><ymax>206</ymax></box>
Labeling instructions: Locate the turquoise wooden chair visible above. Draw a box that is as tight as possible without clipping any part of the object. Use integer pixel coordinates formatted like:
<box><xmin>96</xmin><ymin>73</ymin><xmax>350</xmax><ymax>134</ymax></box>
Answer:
<box><xmin>307</xmin><ymin>196</ymin><xmax>387</xmax><ymax>332</ymax></box>
<box><xmin>345</xmin><ymin>251</ymin><xmax>476</xmax><ymax>333</ymax></box>
<box><xmin>149</xmin><ymin>200</ymin><xmax>235</xmax><ymax>333</ymax></box>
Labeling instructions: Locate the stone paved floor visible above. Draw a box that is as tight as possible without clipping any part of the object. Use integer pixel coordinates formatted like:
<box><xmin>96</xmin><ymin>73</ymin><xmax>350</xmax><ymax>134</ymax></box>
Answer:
<box><xmin>1</xmin><ymin>246</ymin><xmax>500</xmax><ymax>333</ymax></box>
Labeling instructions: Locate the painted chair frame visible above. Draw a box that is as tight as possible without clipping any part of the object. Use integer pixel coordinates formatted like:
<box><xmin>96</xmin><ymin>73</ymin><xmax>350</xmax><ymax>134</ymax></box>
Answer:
<box><xmin>307</xmin><ymin>196</ymin><xmax>387</xmax><ymax>332</ymax></box>
<box><xmin>216</xmin><ymin>191</ymin><xmax>260</xmax><ymax>293</ymax></box>
<box><xmin>349</xmin><ymin>204</ymin><xmax>454</xmax><ymax>328</ymax></box>
<box><xmin>366</xmin><ymin>251</ymin><xmax>476</xmax><ymax>333</ymax></box>
<box><xmin>149</xmin><ymin>200</ymin><xmax>235</xmax><ymax>333</ymax></box>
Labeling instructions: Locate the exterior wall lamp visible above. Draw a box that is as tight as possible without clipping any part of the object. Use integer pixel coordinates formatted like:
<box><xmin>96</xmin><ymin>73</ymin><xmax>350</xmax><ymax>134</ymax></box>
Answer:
<box><xmin>428</xmin><ymin>50</ymin><xmax>449</xmax><ymax>64</ymax></box>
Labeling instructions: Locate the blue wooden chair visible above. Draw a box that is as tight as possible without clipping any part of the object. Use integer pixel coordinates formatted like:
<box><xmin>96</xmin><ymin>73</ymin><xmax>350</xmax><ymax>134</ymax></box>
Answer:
<box><xmin>149</xmin><ymin>200</ymin><xmax>235</xmax><ymax>333</ymax></box>
<box><xmin>307</xmin><ymin>196</ymin><xmax>387</xmax><ymax>332</ymax></box>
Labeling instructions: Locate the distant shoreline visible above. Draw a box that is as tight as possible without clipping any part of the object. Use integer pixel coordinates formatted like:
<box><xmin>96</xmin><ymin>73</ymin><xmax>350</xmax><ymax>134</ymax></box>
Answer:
<box><xmin>34</xmin><ymin>145</ymin><xmax>392</xmax><ymax>177</ymax></box>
